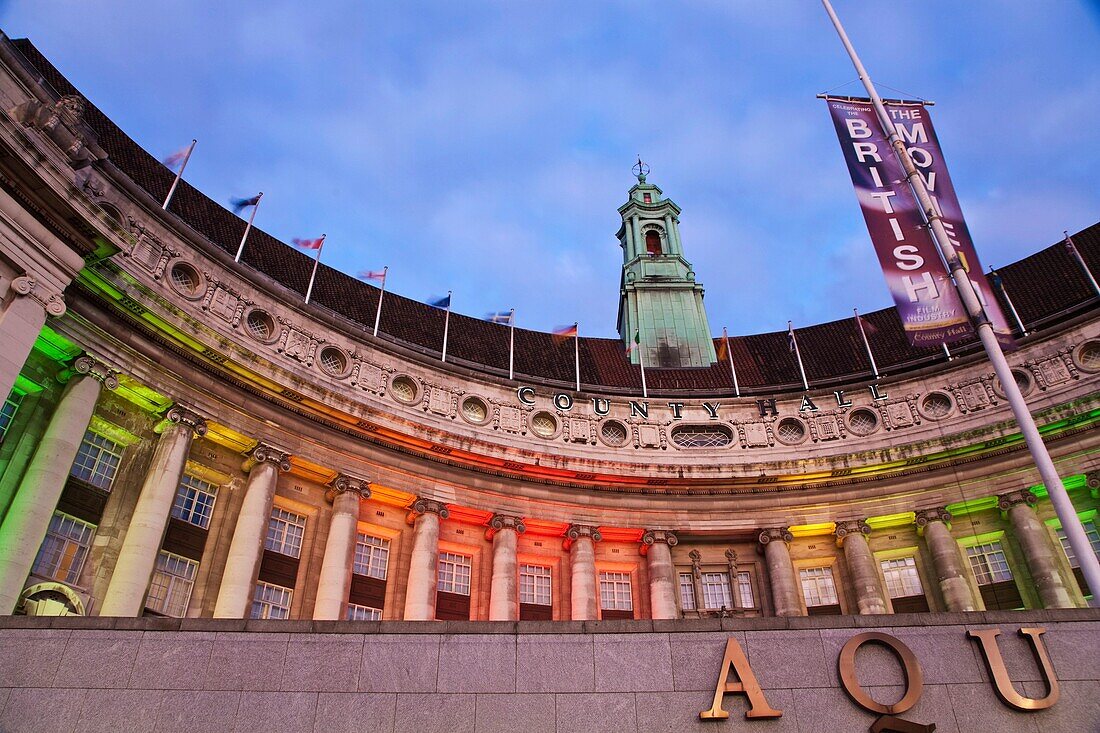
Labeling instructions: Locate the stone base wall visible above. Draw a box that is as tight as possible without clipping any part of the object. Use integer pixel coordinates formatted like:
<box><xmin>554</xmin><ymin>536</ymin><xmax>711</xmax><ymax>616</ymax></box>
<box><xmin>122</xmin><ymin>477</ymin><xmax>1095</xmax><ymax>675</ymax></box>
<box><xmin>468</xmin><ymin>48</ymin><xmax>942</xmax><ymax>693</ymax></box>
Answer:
<box><xmin>0</xmin><ymin>610</ymin><xmax>1097</xmax><ymax>732</ymax></box>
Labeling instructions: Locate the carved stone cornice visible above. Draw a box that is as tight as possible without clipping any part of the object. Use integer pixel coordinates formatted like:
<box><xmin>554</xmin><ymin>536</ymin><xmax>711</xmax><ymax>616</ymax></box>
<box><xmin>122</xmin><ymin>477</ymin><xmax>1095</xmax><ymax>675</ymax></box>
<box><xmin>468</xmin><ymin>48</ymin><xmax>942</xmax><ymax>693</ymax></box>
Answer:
<box><xmin>326</xmin><ymin>473</ymin><xmax>371</xmax><ymax>503</ymax></box>
<box><xmin>758</xmin><ymin>527</ymin><xmax>793</xmax><ymax>546</ymax></box>
<box><xmin>65</xmin><ymin>354</ymin><xmax>119</xmax><ymax>390</ymax></box>
<box><xmin>834</xmin><ymin>519</ymin><xmax>871</xmax><ymax>546</ymax></box>
<box><xmin>998</xmin><ymin>489</ymin><xmax>1038</xmax><ymax>512</ymax></box>
<box><xmin>245</xmin><ymin>443</ymin><xmax>291</xmax><ymax>473</ymax></box>
<box><xmin>410</xmin><ymin>497</ymin><xmax>450</xmax><ymax>519</ymax></box>
<box><xmin>563</xmin><ymin>523</ymin><xmax>602</xmax><ymax>550</ymax></box>
<box><xmin>640</xmin><ymin>529</ymin><xmax>678</xmax><ymax>555</ymax></box>
<box><xmin>12</xmin><ymin>275</ymin><xmax>66</xmax><ymax>317</ymax></box>
<box><xmin>165</xmin><ymin>404</ymin><xmax>208</xmax><ymax>437</ymax></box>
<box><xmin>486</xmin><ymin>513</ymin><xmax>526</xmax><ymax>540</ymax></box>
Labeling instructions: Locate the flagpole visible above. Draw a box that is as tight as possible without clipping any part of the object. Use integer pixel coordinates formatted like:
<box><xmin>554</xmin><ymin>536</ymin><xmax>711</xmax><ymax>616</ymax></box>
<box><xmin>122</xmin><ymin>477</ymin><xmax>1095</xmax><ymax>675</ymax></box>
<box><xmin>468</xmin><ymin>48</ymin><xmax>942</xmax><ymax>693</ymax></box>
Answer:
<box><xmin>638</xmin><ymin>339</ymin><xmax>648</xmax><ymax>399</ymax></box>
<box><xmin>789</xmin><ymin>321</ymin><xmax>808</xmax><ymax>391</ymax></box>
<box><xmin>303</xmin><ymin>234</ymin><xmax>326</xmax><ymax>304</ymax></box>
<box><xmin>853</xmin><ymin>309</ymin><xmax>879</xmax><ymax>379</ymax></box>
<box><xmin>573</xmin><ymin>322</ymin><xmax>580</xmax><ymax>392</ymax></box>
<box><xmin>234</xmin><ymin>192</ymin><xmax>263</xmax><ymax>263</ymax></box>
<box><xmin>162</xmin><ymin>139</ymin><xmax>196</xmax><ymax>210</ymax></box>
<box><xmin>989</xmin><ymin>267</ymin><xmax>1027</xmax><ymax>336</ymax></box>
<box><xmin>723</xmin><ymin>327</ymin><xmax>740</xmax><ymax>397</ymax></box>
<box><xmin>941</xmin><ymin>342</ymin><xmax>952</xmax><ymax>361</ymax></box>
<box><xmin>823</xmin><ymin>0</ymin><xmax>1100</xmax><ymax>603</ymax></box>
<box><xmin>372</xmin><ymin>266</ymin><xmax>388</xmax><ymax>337</ymax></box>
<box><xmin>508</xmin><ymin>308</ymin><xmax>515</xmax><ymax>380</ymax></box>
<box><xmin>1065</xmin><ymin>231</ymin><xmax>1100</xmax><ymax>296</ymax></box>
<box><xmin>441</xmin><ymin>291</ymin><xmax>452</xmax><ymax>363</ymax></box>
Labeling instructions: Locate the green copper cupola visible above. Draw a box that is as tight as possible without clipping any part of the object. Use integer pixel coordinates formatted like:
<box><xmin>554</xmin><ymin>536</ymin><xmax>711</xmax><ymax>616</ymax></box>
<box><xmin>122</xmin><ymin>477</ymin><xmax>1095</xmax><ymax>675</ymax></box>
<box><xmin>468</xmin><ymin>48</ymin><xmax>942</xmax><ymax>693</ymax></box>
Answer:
<box><xmin>616</xmin><ymin>162</ymin><xmax>716</xmax><ymax>367</ymax></box>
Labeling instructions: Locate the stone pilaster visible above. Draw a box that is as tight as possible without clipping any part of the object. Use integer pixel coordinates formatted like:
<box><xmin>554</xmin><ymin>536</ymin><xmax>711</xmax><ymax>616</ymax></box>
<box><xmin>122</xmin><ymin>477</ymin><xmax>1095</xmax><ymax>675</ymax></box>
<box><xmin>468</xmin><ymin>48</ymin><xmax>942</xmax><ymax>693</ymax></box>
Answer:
<box><xmin>100</xmin><ymin>405</ymin><xmax>207</xmax><ymax>616</ymax></box>
<box><xmin>212</xmin><ymin>443</ymin><xmax>291</xmax><ymax>618</ymax></box>
<box><xmin>998</xmin><ymin>490</ymin><xmax>1075</xmax><ymax>609</ymax></box>
<box><xmin>0</xmin><ymin>275</ymin><xmax>66</xmax><ymax>403</ymax></box>
<box><xmin>402</xmin><ymin>498</ymin><xmax>449</xmax><ymax>621</ymax></box>
<box><xmin>313</xmin><ymin>474</ymin><xmax>371</xmax><ymax>621</ymax></box>
<box><xmin>915</xmin><ymin>507</ymin><xmax>978</xmax><ymax>612</ymax></box>
<box><xmin>565</xmin><ymin>524</ymin><xmax>601</xmax><ymax>620</ymax></box>
<box><xmin>758</xmin><ymin>527</ymin><xmax>801</xmax><ymax>617</ymax></box>
<box><xmin>0</xmin><ymin>355</ymin><xmax>116</xmax><ymax>613</ymax></box>
<box><xmin>487</xmin><ymin>514</ymin><xmax>525</xmax><ymax>621</ymax></box>
<box><xmin>641</xmin><ymin>529</ymin><xmax>679</xmax><ymax>619</ymax></box>
<box><xmin>835</xmin><ymin>519</ymin><xmax>888</xmax><ymax>615</ymax></box>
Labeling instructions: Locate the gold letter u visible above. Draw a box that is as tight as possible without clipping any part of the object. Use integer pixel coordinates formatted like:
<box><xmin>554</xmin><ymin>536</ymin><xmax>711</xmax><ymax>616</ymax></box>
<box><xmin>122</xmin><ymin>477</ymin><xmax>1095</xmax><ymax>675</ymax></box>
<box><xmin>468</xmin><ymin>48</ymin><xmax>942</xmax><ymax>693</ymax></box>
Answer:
<box><xmin>968</xmin><ymin>627</ymin><xmax>1060</xmax><ymax>711</ymax></box>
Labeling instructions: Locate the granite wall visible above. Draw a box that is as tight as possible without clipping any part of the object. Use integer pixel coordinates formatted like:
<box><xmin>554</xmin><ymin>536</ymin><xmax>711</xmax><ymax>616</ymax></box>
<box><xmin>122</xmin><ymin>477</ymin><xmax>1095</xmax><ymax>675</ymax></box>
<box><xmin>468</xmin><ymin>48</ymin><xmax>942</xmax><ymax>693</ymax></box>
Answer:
<box><xmin>0</xmin><ymin>610</ymin><xmax>1096</xmax><ymax>732</ymax></box>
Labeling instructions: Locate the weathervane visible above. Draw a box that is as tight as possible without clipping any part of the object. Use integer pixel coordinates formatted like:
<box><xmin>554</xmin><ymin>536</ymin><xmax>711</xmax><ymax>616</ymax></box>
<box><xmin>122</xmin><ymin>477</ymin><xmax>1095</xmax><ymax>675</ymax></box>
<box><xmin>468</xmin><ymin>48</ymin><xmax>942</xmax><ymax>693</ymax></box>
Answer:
<box><xmin>633</xmin><ymin>155</ymin><xmax>650</xmax><ymax>183</ymax></box>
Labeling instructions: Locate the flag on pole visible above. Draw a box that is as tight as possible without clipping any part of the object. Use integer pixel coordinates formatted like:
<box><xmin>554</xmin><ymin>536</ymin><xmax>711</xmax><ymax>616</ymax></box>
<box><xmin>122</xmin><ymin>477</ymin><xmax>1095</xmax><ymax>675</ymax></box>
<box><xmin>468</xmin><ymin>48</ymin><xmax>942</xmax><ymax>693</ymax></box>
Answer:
<box><xmin>358</xmin><ymin>267</ymin><xmax>388</xmax><ymax>337</ymax></box>
<box><xmin>552</xmin><ymin>324</ymin><xmax>578</xmax><ymax>343</ymax></box>
<box><xmin>358</xmin><ymin>270</ymin><xmax>387</xmax><ymax>284</ymax></box>
<box><xmin>429</xmin><ymin>294</ymin><xmax>452</xmax><ymax>309</ymax></box>
<box><xmin>231</xmin><ymin>194</ymin><xmax>262</xmax><ymax>215</ymax></box>
<box><xmin>485</xmin><ymin>311</ymin><xmax>513</xmax><ymax>325</ymax></box>
<box><xmin>293</xmin><ymin>236</ymin><xmax>325</xmax><ymax>250</ymax></box>
<box><xmin>232</xmin><ymin>192</ymin><xmax>263</xmax><ymax>262</ymax></box>
<box><xmin>432</xmin><ymin>292</ymin><xmax>453</xmax><ymax>362</ymax></box>
<box><xmin>485</xmin><ymin>309</ymin><xmax>516</xmax><ymax>379</ymax></box>
<box><xmin>161</xmin><ymin>139</ymin><xmax>196</xmax><ymax>210</ymax></box>
<box><xmin>294</xmin><ymin>234</ymin><xmax>326</xmax><ymax>304</ymax></box>
<box><xmin>788</xmin><ymin>321</ymin><xmax>809</xmax><ymax>391</ymax></box>
<box><xmin>162</xmin><ymin>145</ymin><xmax>191</xmax><ymax>169</ymax></box>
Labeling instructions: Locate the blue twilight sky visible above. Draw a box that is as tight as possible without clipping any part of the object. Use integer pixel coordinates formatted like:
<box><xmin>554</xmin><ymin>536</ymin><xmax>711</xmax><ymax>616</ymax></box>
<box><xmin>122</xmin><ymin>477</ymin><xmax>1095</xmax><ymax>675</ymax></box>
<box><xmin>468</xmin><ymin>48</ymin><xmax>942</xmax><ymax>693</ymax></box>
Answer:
<box><xmin>2</xmin><ymin>1</ymin><xmax>1098</xmax><ymax>338</ymax></box>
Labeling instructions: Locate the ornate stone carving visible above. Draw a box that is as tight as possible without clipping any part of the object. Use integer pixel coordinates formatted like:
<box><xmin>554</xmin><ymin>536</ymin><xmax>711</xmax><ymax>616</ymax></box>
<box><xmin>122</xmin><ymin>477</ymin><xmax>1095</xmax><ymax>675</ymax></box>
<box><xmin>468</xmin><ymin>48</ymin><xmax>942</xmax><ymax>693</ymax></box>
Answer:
<box><xmin>11</xmin><ymin>94</ymin><xmax>104</xmax><ymax>168</ymax></box>
<box><xmin>278</xmin><ymin>326</ymin><xmax>321</xmax><ymax>366</ymax></box>
<box><xmin>737</xmin><ymin>421</ymin><xmax>772</xmax><ymax>448</ymax></box>
<box><xmin>1086</xmin><ymin>472</ymin><xmax>1100</xmax><ymax>492</ymax></box>
<box><xmin>1031</xmin><ymin>354</ymin><xmax>1074</xmax><ymax>389</ymax></box>
<box><xmin>486</xmin><ymin>513</ymin><xmax>526</xmax><ymax>540</ymax></box>
<box><xmin>724</xmin><ymin>548</ymin><xmax>738</xmax><ymax>567</ymax></box>
<box><xmin>949</xmin><ymin>376</ymin><xmax>996</xmax><ymax>413</ymax></box>
<box><xmin>834</xmin><ymin>519</ymin><xmax>871</xmax><ymax>545</ymax></box>
<box><xmin>641</xmin><ymin>529</ymin><xmax>678</xmax><ymax>547</ymax></box>
<box><xmin>808</xmin><ymin>413</ymin><xmax>845</xmax><ymax>442</ymax></box>
<box><xmin>634</xmin><ymin>423</ymin><xmax>665</xmax><ymax>449</ymax></box>
<box><xmin>411</xmin><ymin>497</ymin><xmax>450</xmax><ymax>519</ymax></box>
<box><xmin>498</xmin><ymin>405</ymin><xmax>525</xmax><ymax>433</ymax></box>
<box><xmin>165</xmin><ymin>404</ymin><xmax>207</xmax><ymax>437</ymax></box>
<box><xmin>351</xmin><ymin>360</ymin><xmax>388</xmax><ymax>394</ymax></box>
<box><xmin>126</xmin><ymin>216</ymin><xmax>176</xmax><ymax>278</ymax></box>
<box><xmin>914</xmin><ymin>507</ymin><xmax>952</xmax><ymax>528</ymax></box>
<box><xmin>998</xmin><ymin>489</ymin><xmax>1038</xmax><ymax>512</ymax></box>
<box><xmin>70</xmin><ymin>354</ymin><xmax>119</xmax><ymax>390</ymax></box>
<box><xmin>878</xmin><ymin>396</ymin><xmax>920</xmax><ymax>430</ymax></box>
<box><xmin>11</xmin><ymin>275</ymin><xmax>66</xmax><ymax>317</ymax></box>
<box><xmin>249</xmin><ymin>443</ymin><xmax>292</xmax><ymax>472</ymax></box>
<box><xmin>565</xmin><ymin>524</ymin><xmax>602</xmax><ymax>543</ymax></box>
<box><xmin>689</xmin><ymin>549</ymin><xmax>702</xmax><ymax>579</ymax></box>
<box><xmin>326</xmin><ymin>473</ymin><xmax>371</xmax><ymax>503</ymax></box>
<box><xmin>758</xmin><ymin>527</ymin><xmax>793</xmax><ymax>545</ymax></box>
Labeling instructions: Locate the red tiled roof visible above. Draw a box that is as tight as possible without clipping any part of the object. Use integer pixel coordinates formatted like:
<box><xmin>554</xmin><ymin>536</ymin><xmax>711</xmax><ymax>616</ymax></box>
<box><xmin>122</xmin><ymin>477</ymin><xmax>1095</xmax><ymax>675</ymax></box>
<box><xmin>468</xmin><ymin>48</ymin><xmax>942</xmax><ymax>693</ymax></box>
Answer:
<box><xmin>14</xmin><ymin>39</ymin><xmax>1099</xmax><ymax>395</ymax></box>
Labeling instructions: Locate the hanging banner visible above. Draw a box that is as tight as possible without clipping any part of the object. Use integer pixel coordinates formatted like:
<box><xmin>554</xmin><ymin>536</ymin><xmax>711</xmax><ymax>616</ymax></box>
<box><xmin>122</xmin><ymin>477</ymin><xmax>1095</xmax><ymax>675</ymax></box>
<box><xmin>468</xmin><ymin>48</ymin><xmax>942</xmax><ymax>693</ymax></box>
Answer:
<box><xmin>884</xmin><ymin>100</ymin><xmax>1016</xmax><ymax>348</ymax></box>
<box><xmin>826</xmin><ymin>97</ymin><xmax>971</xmax><ymax>347</ymax></box>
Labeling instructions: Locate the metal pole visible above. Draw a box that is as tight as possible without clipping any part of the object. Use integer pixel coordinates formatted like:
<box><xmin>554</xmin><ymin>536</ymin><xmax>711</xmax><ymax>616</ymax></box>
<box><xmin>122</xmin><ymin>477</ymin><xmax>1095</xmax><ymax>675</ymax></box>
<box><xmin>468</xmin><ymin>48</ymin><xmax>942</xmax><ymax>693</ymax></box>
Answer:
<box><xmin>574</xmin><ymin>323</ymin><xmax>581</xmax><ymax>393</ymax></box>
<box><xmin>942</xmin><ymin>342</ymin><xmax>952</xmax><ymax>361</ymax></box>
<box><xmin>823</xmin><ymin>0</ymin><xmax>1100</xmax><ymax>603</ymax></box>
<box><xmin>723</xmin><ymin>327</ymin><xmax>740</xmax><ymax>397</ymax></box>
<box><xmin>372</xmin><ymin>266</ymin><xmax>387</xmax><ymax>337</ymax></box>
<box><xmin>1065</xmin><ymin>231</ymin><xmax>1100</xmax><ymax>296</ymax></box>
<box><xmin>303</xmin><ymin>234</ymin><xmax>326</xmax><ymax>304</ymax></box>
<box><xmin>853</xmin><ymin>308</ymin><xmax>879</xmax><ymax>379</ymax></box>
<box><xmin>789</xmin><ymin>321</ymin><xmax>809</xmax><ymax>391</ymax></box>
<box><xmin>441</xmin><ymin>291</ymin><xmax>452</xmax><ymax>363</ymax></box>
<box><xmin>162</xmin><ymin>139</ymin><xmax>196</xmax><ymax>210</ymax></box>
<box><xmin>234</xmin><ymin>192</ymin><xmax>263</xmax><ymax>263</ymax></box>
<box><xmin>508</xmin><ymin>308</ymin><xmax>515</xmax><ymax>381</ymax></box>
<box><xmin>990</xmin><ymin>266</ymin><xmax>1027</xmax><ymax>336</ymax></box>
<box><xmin>639</xmin><ymin>335</ymin><xmax>648</xmax><ymax>399</ymax></box>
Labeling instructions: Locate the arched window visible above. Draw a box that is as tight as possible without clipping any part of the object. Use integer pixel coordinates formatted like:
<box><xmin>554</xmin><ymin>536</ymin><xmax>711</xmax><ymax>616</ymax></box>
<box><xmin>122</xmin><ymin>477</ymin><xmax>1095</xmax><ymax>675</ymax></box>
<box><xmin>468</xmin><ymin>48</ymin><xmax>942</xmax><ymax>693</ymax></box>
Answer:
<box><xmin>645</xmin><ymin>230</ymin><xmax>662</xmax><ymax>256</ymax></box>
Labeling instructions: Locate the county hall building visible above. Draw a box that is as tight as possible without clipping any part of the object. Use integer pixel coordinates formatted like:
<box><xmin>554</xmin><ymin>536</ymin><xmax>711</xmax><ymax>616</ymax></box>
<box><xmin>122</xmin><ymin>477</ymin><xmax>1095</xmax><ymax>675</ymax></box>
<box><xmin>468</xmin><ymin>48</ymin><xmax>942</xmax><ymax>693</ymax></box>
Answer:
<box><xmin>0</xmin><ymin>34</ymin><xmax>1096</xmax><ymax>733</ymax></box>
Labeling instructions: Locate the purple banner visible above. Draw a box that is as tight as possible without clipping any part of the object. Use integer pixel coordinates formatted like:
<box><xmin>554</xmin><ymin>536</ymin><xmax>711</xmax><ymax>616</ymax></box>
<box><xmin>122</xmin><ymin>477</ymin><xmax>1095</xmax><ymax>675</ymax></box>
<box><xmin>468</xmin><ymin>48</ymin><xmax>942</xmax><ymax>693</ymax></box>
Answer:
<box><xmin>884</xmin><ymin>101</ymin><xmax>1015</xmax><ymax>348</ymax></box>
<box><xmin>827</xmin><ymin>98</ymin><xmax>971</xmax><ymax>347</ymax></box>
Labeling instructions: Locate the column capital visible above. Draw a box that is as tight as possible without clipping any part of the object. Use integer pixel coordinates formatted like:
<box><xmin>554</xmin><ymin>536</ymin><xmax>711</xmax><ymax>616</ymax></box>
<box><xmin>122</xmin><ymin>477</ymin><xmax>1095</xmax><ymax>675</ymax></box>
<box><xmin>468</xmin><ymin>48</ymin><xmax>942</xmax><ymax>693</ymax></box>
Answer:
<box><xmin>164</xmin><ymin>404</ymin><xmax>208</xmax><ymax>437</ymax></box>
<box><xmin>758</xmin><ymin>527</ymin><xmax>793</xmax><ymax>546</ymax></box>
<box><xmin>1085</xmin><ymin>471</ymin><xmax>1100</xmax><ymax>492</ymax></box>
<box><xmin>245</xmin><ymin>443</ymin><xmax>291</xmax><ymax>473</ymax></box>
<box><xmin>12</xmin><ymin>274</ymin><xmax>66</xmax><ymax>317</ymax></box>
<box><xmin>834</xmin><ymin>519</ymin><xmax>871</xmax><ymax>546</ymax></box>
<box><xmin>914</xmin><ymin>507</ymin><xmax>952</xmax><ymax>529</ymax></box>
<box><xmin>998</xmin><ymin>489</ymin><xmax>1038</xmax><ymax>511</ymax></box>
<box><xmin>640</xmin><ymin>529</ymin><xmax>678</xmax><ymax>555</ymax></box>
<box><xmin>563</xmin><ymin>524</ymin><xmax>602</xmax><ymax>550</ymax></box>
<box><xmin>410</xmin><ymin>497</ymin><xmax>450</xmax><ymax>519</ymax></box>
<box><xmin>486</xmin><ymin>513</ymin><xmax>525</xmax><ymax>540</ymax></box>
<box><xmin>326</xmin><ymin>473</ymin><xmax>371</xmax><ymax>502</ymax></box>
<box><xmin>66</xmin><ymin>354</ymin><xmax>119</xmax><ymax>390</ymax></box>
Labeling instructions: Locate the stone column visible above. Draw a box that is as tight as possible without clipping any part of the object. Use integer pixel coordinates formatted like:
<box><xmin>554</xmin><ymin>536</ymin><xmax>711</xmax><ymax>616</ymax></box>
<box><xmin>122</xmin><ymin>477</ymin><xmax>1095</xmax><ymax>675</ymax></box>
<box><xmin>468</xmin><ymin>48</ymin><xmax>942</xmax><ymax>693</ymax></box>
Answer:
<box><xmin>642</xmin><ymin>529</ymin><xmax>679</xmax><ymax>619</ymax></box>
<box><xmin>835</xmin><ymin>519</ymin><xmax>888</xmax><ymax>615</ymax></box>
<box><xmin>99</xmin><ymin>405</ymin><xmax>207</xmax><ymax>617</ymax></box>
<box><xmin>566</xmin><ymin>524</ymin><xmax>601</xmax><ymax>620</ymax></box>
<box><xmin>759</xmin><ymin>527</ymin><xmax>801</xmax><ymax>617</ymax></box>
<box><xmin>0</xmin><ymin>275</ymin><xmax>66</xmax><ymax>403</ymax></box>
<box><xmin>313</xmin><ymin>474</ymin><xmax>371</xmax><ymax>620</ymax></box>
<box><xmin>212</xmin><ymin>444</ymin><xmax>290</xmax><ymax>618</ymax></box>
<box><xmin>915</xmin><ymin>508</ymin><xmax>978</xmax><ymax>612</ymax></box>
<box><xmin>487</xmin><ymin>514</ymin><xmax>525</xmax><ymax>621</ymax></box>
<box><xmin>0</xmin><ymin>355</ymin><xmax>115</xmax><ymax>613</ymax></box>
<box><xmin>402</xmin><ymin>498</ymin><xmax>448</xmax><ymax>621</ymax></box>
<box><xmin>998</xmin><ymin>490</ymin><xmax>1075</xmax><ymax>609</ymax></box>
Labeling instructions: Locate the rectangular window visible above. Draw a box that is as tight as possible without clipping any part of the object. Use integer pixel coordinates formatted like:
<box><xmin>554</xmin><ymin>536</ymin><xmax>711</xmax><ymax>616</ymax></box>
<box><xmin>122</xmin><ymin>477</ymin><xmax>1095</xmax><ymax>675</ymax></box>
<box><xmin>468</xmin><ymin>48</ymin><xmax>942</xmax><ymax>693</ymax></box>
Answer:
<box><xmin>0</xmin><ymin>389</ymin><xmax>24</xmax><ymax>442</ymax></box>
<box><xmin>353</xmin><ymin>533</ymin><xmax>390</xmax><ymax>579</ymax></box>
<box><xmin>599</xmin><ymin>571</ymin><xmax>633</xmax><ymax>611</ymax></box>
<box><xmin>170</xmin><ymin>475</ymin><xmax>218</xmax><ymax>529</ymax></box>
<box><xmin>679</xmin><ymin>573</ymin><xmax>696</xmax><ymax>611</ymax></box>
<box><xmin>251</xmin><ymin>581</ymin><xmax>293</xmax><ymax>619</ymax></box>
<box><xmin>32</xmin><ymin>512</ymin><xmax>95</xmax><ymax>584</ymax></box>
<box><xmin>966</xmin><ymin>542</ymin><xmax>1013</xmax><ymax>585</ymax></box>
<box><xmin>346</xmin><ymin>603</ymin><xmax>382</xmax><ymax>621</ymax></box>
<box><xmin>701</xmin><ymin>571</ymin><xmax>733</xmax><ymax>610</ymax></box>
<box><xmin>737</xmin><ymin>571</ymin><xmax>755</xmax><ymax>608</ymax></box>
<box><xmin>519</xmin><ymin>564</ymin><xmax>552</xmax><ymax>606</ymax></box>
<box><xmin>265</xmin><ymin>507</ymin><xmax>306</xmax><ymax>558</ymax></box>
<box><xmin>69</xmin><ymin>431</ymin><xmax>122</xmax><ymax>490</ymax></box>
<box><xmin>1056</xmin><ymin>521</ymin><xmax>1100</xmax><ymax>568</ymax></box>
<box><xmin>880</xmin><ymin>557</ymin><xmax>925</xmax><ymax>599</ymax></box>
<box><xmin>146</xmin><ymin>551</ymin><xmax>198</xmax><ymax>617</ymax></box>
<box><xmin>437</xmin><ymin>552</ymin><xmax>472</xmax><ymax>595</ymax></box>
<box><xmin>799</xmin><ymin>566</ymin><xmax>839</xmax><ymax>607</ymax></box>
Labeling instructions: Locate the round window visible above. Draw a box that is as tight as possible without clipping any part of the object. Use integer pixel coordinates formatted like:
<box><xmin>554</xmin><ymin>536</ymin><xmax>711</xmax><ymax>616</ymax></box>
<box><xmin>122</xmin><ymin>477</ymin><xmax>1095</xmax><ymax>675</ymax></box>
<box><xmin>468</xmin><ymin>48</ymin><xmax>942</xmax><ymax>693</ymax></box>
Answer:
<box><xmin>244</xmin><ymin>309</ymin><xmax>277</xmax><ymax>342</ymax></box>
<box><xmin>461</xmin><ymin>396</ymin><xmax>489</xmax><ymax>424</ymax></box>
<box><xmin>775</xmin><ymin>417</ymin><xmax>806</xmax><ymax>445</ymax></box>
<box><xmin>921</xmin><ymin>391</ymin><xmax>953</xmax><ymax>419</ymax></box>
<box><xmin>530</xmin><ymin>411</ymin><xmax>557</xmax><ymax>438</ymax></box>
<box><xmin>847</xmin><ymin>407</ymin><xmax>879</xmax><ymax>436</ymax></box>
<box><xmin>1075</xmin><ymin>340</ymin><xmax>1100</xmax><ymax>372</ymax></box>
<box><xmin>390</xmin><ymin>375</ymin><xmax>419</xmax><ymax>404</ymax></box>
<box><xmin>600</xmin><ymin>420</ymin><xmax>629</xmax><ymax>446</ymax></box>
<box><xmin>994</xmin><ymin>368</ymin><xmax>1033</xmax><ymax>398</ymax></box>
<box><xmin>169</xmin><ymin>262</ymin><xmax>203</xmax><ymax>298</ymax></box>
<box><xmin>318</xmin><ymin>346</ymin><xmax>348</xmax><ymax>376</ymax></box>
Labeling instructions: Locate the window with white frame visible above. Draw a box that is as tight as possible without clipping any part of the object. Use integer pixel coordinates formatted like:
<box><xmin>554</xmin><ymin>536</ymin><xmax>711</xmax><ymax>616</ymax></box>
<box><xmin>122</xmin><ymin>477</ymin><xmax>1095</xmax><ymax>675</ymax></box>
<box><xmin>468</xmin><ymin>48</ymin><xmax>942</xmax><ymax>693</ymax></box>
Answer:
<box><xmin>251</xmin><ymin>581</ymin><xmax>292</xmax><ymax>619</ymax></box>
<box><xmin>701</xmin><ymin>572</ymin><xmax>733</xmax><ymax>609</ymax></box>
<box><xmin>346</xmin><ymin>603</ymin><xmax>383</xmax><ymax>621</ymax></box>
<box><xmin>965</xmin><ymin>542</ymin><xmax>1013</xmax><ymax>585</ymax></box>
<box><xmin>437</xmin><ymin>552</ymin><xmax>472</xmax><ymax>595</ymax></box>
<box><xmin>519</xmin><ymin>564</ymin><xmax>552</xmax><ymax>606</ymax></box>
<box><xmin>880</xmin><ymin>557</ymin><xmax>925</xmax><ymax>599</ymax></box>
<box><xmin>32</xmin><ymin>512</ymin><xmax>95</xmax><ymax>584</ymax></box>
<box><xmin>1056</xmin><ymin>521</ymin><xmax>1100</xmax><ymax>568</ymax></box>
<box><xmin>146</xmin><ymin>551</ymin><xmax>198</xmax><ymax>617</ymax></box>
<box><xmin>799</xmin><ymin>566</ymin><xmax>839</xmax><ymax>607</ymax></box>
<box><xmin>599</xmin><ymin>571</ymin><xmax>633</xmax><ymax>611</ymax></box>
<box><xmin>171</xmin><ymin>475</ymin><xmax>218</xmax><ymax>529</ymax></box>
<box><xmin>736</xmin><ymin>571</ymin><xmax>755</xmax><ymax>608</ymax></box>
<box><xmin>265</xmin><ymin>507</ymin><xmax>306</xmax><ymax>558</ymax></box>
<box><xmin>679</xmin><ymin>573</ymin><xmax>696</xmax><ymax>610</ymax></box>
<box><xmin>0</xmin><ymin>389</ymin><xmax>24</xmax><ymax>442</ymax></box>
<box><xmin>69</xmin><ymin>430</ymin><xmax>122</xmax><ymax>490</ymax></box>
<box><xmin>353</xmin><ymin>533</ymin><xmax>389</xmax><ymax>579</ymax></box>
